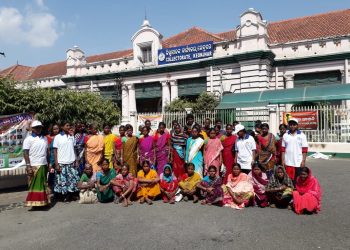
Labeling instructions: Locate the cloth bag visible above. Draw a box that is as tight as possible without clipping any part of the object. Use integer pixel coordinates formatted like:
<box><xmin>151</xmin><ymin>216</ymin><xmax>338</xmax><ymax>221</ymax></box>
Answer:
<box><xmin>79</xmin><ymin>185</ymin><xmax>97</xmax><ymax>204</ymax></box>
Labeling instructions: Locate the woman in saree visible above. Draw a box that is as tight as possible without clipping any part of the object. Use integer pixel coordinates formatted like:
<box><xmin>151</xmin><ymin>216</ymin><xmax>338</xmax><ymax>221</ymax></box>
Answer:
<box><xmin>23</xmin><ymin>121</ymin><xmax>49</xmax><ymax>207</ymax></box>
<box><xmin>197</xmin><ymin>165</ymin><xmax>223</xmax><ymax>205</ymax></box>
<box><xmin>257</xmin><ymin>123</ymin><xmax>276</xmax><ymax>178</ymax></box>
<box><xmin>138</xmin><ymin>126</ymin><xmax>155</xmax><ymax>168</ymax></box>
<box><xmin>111</xmin><ymin>163</ymin><xmax>136</xmax><ymax>207</ymax></box>
<box><xmin>114</xmin><ymin>125</ymin><xmax>125</xmax><ymax>163</ymax></box>
<box><xmin>154</xmin><ymin>122</ymin><xmax>170</xmax><ymax>175</ymax></box>
<box><xmin>160</xmin><ymin>164</ymin><xmax>179</xmax><ymax>204</ymax></box>
<box><xmin>185</xmin><ymin>126</ymin><xmax>205</xmax><ymax>177</ymax></box>
<box><xmin>223</xmin><ymin>164</ymin><xmax>254</xmax><ymax>210</ymax></box>
<box><xmin>170</xmin><ymin>124</ymin><xmax>188</xmax><ymax>178</ymax></box>
<box><xmin>293</xmin><ymin>167</ymin><xmax>322</xmax><ymax>215</ymax></box>
<box><xmin>204</xmin><ymin>128</ymin><xmax>223</xmax><ymax>176</ymax></box>
<box><xmin>96</xmin><ymin>159</ymin><xmax>116</xmax><ymax>203</ymax></box>
<box><xmin>248</xmin><ymin>164</ymin><xmax>269</xmax><ymax>207</ymax></box>
<box><xmin>74</xmin><ymin>122</ymin><xmax>87</xmax><ymax>175</ymax></box>
<box><xmin>103</xmin><ymin>124</ymin><xmax>117</xmax><ymax>168</ymax></box>
<box><xmin>85</xmin><ymin>124</ymin><xmax>104</xmax><ymax>173</ymax></box>
<box><xmin>275</xmin><ymin>124</ymin><xmax>287</xmax><ymax>166</ymax></box>
<box><xmin>47</xmin><ymin>124</ymin><xmax>60</xmax><ymax>195</ymax></box>
<box><xmin>266</xmin><ymin>165</ymin><xmax>294</xmax><ymax>208</ymax></box>
<box><xmin>137</xmin><ymin>160</ymin><xmax>161</xmax><ymax>205</ymax></box>
<box><xmin>122</xmin><ymin>124</ymin><xmax>138</xmax><ymax>176</ymax></box>
<box><xmin>221</xmin><ymin>124</ymin><xmax>237</xmax><ymax>184</ymax></box>
<box><xmin>179</xmin><ymin>163</ymin><xmax>201</xmax><ymax>203</ymax></box>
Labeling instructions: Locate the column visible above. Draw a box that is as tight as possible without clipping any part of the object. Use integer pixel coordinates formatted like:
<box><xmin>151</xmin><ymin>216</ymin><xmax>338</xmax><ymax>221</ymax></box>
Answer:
<box><xmin>121</xmin><ymin>85</ymin><xmax>129</xmax><ymax>123</ymax></box>
<box><xmin>284</xmin><ymin>74</ymin><xmax>294</xmax><ymax>111</ymax></box>
<box><xmin>161</xmin><ymin>81</ymin><xmax>170</xmax><ymax>111</ymax></box>
<box><xmin>127</xmin><ymin>84</ymin><xmax>137</xmax><ymax>130</ymax></box>
<box><xmin>169</xmin><ymin>80</ymin><xmax>178</xmax><ymax>101</ymax></box>
<box><xmin>268</xmin><ymin>105</ymin><xmax>278</xmax><ymax>135</ymax></box>
<box><xmin>284</xmin><ymin>74</ymin><xmax>294</xmax><ymax>89</ymax></box>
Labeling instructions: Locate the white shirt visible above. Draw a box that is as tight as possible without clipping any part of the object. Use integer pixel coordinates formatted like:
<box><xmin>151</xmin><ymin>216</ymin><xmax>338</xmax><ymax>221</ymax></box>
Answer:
<box><xmin>235</xmin><ymin>134</ymin><xmax>257</xmax><ymax>170</ymax></box>
<box><xmin>22</xmin><ymin>134</ymin><xmax>48</xmax><ymax>166</ymax></box>
<box><xmin>53</xmin><ymin>133</ymin><xmax>76</xmax><ymax>164</ymax></box>
<box><xmin>282</xmin><ymin>130</ymin><xmax>308</xmax><ymax>167</ymax></box>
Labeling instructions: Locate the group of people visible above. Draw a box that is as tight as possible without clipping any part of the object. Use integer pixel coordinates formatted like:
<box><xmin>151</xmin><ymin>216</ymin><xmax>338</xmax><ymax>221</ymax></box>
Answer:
<box><xmin>23</xmin><ymin>115</ymin><xmax>322</xmax><ymax>214</ymax></box>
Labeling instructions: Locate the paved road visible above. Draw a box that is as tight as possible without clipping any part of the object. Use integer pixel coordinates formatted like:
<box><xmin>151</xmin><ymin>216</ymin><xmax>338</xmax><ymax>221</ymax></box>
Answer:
<box><xmin>0</xmin><ymin>158</ymin><xmax>349</xmax><ymax>250</ymax></box>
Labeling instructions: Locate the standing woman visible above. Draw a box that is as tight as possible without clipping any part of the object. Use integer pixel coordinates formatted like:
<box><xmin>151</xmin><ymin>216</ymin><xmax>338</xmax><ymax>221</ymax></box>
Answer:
<box><xmin>114</xmin><ymin>125</ymin><xmax>125</xmax><ymax>163</ymax></box>
<box><xmin>85</xmin><ymin>124</ymin><xmax>104</xmax><ymax>173</ymax></box>
<box><xmin>170</xmin><ymin>124</ymin><xmax>188</xmax><ymax>178</ymax></box>
<box><xmin>257</xmin><ymin>123</ymin><xmax>276</xmax><ymax>177</ymax></box>
<box><xmin>47</xmin><ymin>124</ymin><xmax>60</xmax><ymax>195</ymax></box>
<box><xmin>23</xmin><ymin>121</ymin><xmax>49</xmax><ymax>207</ymax></box>
<box><xmin>53</xmin><ymin>121</ymin><xmax>80</xmax><ymax>202</ymax></box>
<box><xmin>185</xmin><ymin>126</ymin><xmax>205</xmax><ymax>177</ymax></box>
<box><xmin>138</xmin><ymin>126</ymin><xmax>155</xmax><ymax>168</ymax></box>
<box><xmin>154</xmin><ymin>122</ymin><xmax>171</xmax><ymax>175</ymax></box>
<box><xmin>122</xmin><ymin>124</ymin><xmax>138</xmax><ymax>176</ymax></box>
<box><xmin>74</xmin><ymin>122</ymin><xmax>86</xmax><ymax>174</ymax></box>
<box><xmin>275</xmin><ymin>124</ymin><xmax>287</xmax><ymax>166</ymax></box>
<box><xmin>103</xmin><ymin>124</ymin><xmax>117</xmax><ymax>168</ymax></box>
<box><xmin>221</xmin><ymin>124</ymin><xmax>237</xmax><ymax>184</ymax></box>
<box><xmin>203</xmin><ymin>128</ymin><xmax>223</xmax><ymax>176</ymax></box>
<box><xmin>293</xmin><ymin>167</ymin><xmax>322</xmax><ymax>215</ymax></box>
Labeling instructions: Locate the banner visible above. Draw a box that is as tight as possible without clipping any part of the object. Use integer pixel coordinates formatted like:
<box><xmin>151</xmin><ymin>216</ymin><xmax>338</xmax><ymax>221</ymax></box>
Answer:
<box><xmin>158</xmin><ymin>41</ymin><xmax>213</xmax><ymax>65</ymax></box>
<box><xmin>137</xmin><ymin>114</ymin><xmax>163</xmax><ymax>131</ymax></box>
<box><xmin>283</xmin><ymin>111</ymin><xmax>318</xmax><ymax>130</ymax></box>
<box><xmin>0</xmin><ymin>113</ymin><xmax>33</xmax><ymax>169</ymax></box>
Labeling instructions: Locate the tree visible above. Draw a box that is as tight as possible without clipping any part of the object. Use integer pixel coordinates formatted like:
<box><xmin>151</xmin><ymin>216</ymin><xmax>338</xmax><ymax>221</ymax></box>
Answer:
<box><xmin>164</xmin><ymin>92</ymin><xmax>219</xmax><ymax>113</ymax></box>
<box><xmin>0</xmin><ymin>76</ymin><xmax>120</xmax><ymax>127</ymax></box>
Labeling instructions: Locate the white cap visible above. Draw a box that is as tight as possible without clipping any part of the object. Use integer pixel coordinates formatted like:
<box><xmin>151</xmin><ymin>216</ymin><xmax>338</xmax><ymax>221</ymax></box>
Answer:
<box><xmin>31</xmin><ymin>120</ymin><xmax>43</xmax><ymax>128</ymax></box>
<box><xmin>288</xmin><ymin>118</ymin><xmax>299</xmax><ymax>124</ymax></box>
<box><xmin>234</xmin><ymin>124</ymin><xmax>245</xmax><ymax>134</ymax></box>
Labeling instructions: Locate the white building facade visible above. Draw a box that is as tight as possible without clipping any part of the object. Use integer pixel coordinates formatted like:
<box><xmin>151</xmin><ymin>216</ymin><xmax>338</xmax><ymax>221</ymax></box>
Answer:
<box><xmin>2</xmin><ymin>8</ymin><xmax>350</xmax><ymax>127</ymax></box>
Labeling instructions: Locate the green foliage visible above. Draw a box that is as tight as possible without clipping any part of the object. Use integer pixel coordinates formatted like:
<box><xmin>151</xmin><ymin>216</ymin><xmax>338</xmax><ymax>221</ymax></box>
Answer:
<box><xmin>0</xmin><ymin>77</ymin><xmax>120</xmax><ymax>126</ymax></box>
<box><xmin>164</xmin><ymin>92</ymin><xmax>219</xmax><ymax>113</ymax></box>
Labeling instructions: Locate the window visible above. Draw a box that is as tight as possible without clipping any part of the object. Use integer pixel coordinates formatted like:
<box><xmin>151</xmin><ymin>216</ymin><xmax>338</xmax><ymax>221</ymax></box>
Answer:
<box><xmin>141</xmin><ymin>46</ymin><xmax>152</xmax><ymax>63</ymax></box>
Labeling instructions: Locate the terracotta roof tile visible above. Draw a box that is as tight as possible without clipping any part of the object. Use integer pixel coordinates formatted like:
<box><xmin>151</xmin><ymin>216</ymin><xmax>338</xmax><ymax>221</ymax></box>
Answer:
<box><xmin>30</xmin><ymin>61</ymin><xmax>66</xmax><ymax>79</ymax></box>
<box><xmin>216</xmin><ymin>30</ymin><xmax>237</xmax><ymax>41</ymax></box>
<box><xmin>268</xmin><ymin>9</ymin><xmax>350</xmax><ymax>44</ymax></box>
<box><xmin>0</xmin><ymin>65</ymin><xmax>35</xmax><ymax>81</ymax></box>
<box><xmin>86</xmin><ymin>49</ymin><xmax>133</xmax><ymax>63</ymax></box>
<box><xmin>162</xmin><ymin>27</ymin><xmax>224</xmax><ymax>48</ymax></box>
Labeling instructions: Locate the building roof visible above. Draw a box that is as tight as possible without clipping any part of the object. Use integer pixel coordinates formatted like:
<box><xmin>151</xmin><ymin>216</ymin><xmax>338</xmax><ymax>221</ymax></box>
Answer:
<box><xmin>1</xmin><ymin>9</ymin><xmax>350</xmax><ymax>81</ymax></box>
<box><xmin>0</xmin><ymin>64</ymin><xmax>35</xmax><ymax>81</ymax></box>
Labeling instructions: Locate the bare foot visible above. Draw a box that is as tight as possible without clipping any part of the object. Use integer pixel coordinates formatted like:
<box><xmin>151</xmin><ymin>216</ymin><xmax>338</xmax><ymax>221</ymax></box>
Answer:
<box><xmin>139</xmin><ymin>197</ymin><xmax>145</xmax><ymax>204</ymax></box>
<box><xmin>183</xmin><ymin>196</ymin><xmax>188</xmax><ymax>202</ymax></box>
<box><xmin>200</xmin><ymin>200</ymin><xmax>206</xmax><ymax>205</ymax></box>
<box><xmin>145</xmin><ymin>197</ymin><xmax>153</xmax><ymax>205</ymax></box>
<box><xmin>193</xmin><ymin>195</ymin><xmax>199</xmax><ymax>203</ymax></box>
<box><xmin>169</xmin><ymin>198</ymin><xmax>175</xmax><ymax>204</ymax></box>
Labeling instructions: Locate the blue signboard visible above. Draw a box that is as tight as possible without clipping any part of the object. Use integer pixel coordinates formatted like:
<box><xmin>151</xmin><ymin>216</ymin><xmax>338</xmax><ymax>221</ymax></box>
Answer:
<box><xmin>158</xmin><ymin>41</ymin><xmax>213</xmax><ymax>65</ymax></box>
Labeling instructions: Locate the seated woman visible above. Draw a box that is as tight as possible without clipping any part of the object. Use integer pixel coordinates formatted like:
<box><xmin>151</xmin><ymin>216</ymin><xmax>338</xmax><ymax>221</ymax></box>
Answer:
<box><xmin>111</xmin><ymin>163</ymin><xmax>136</xmax><ymax>207</ymax></box>
<box><xmin>96</xmin><ymin>159</ymin><xmax>117</xmax><ymax>203</ymax></box>
<box><xmin>179</xmin><ymin>163</ymin><xmax>201</xmax><ymax>203</ymax></box>
<box><xmin>77</xmin><ymin>164</ymin><xmax>97</xmax><ymax>204</ymax></box>
<box><xmin>160</xmin><ymin>164</ymin><xmax>179</xmax><ymax>204</ymax></box>
<box><xmin>137</xmin><ymin>160</ymin><xmax>161</xmax><ymax>205</ymax></box>
<box><xmin>265</xmin><ymin>166</ymin><xmax>294</xmax><ymax>209</ymax></box>
<box><xmin>197</xmin><ymin>165</ymin><xmax>223</xmax><ymax>205</ymax></box>
<box><xmin>223</xmin><ymin>164</ymin><xmax>254</xmax><ymax>210</ymax></box>
<box><xmin>293</xmin><ymin>167</ymin><xmax>322</xmax><ymax>215</ymax></box>
<box><xmin>248</xmin><ymin>164</ymin><xmax>269</xmax><ymax>207</ymax></box>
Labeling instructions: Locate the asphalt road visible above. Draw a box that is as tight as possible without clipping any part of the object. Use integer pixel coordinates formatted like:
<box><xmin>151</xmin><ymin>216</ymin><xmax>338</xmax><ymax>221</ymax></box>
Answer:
<box><xmin>0</xmin><ymin>158</ymin><xmax>349</xmax><ymax>250</ymax></box>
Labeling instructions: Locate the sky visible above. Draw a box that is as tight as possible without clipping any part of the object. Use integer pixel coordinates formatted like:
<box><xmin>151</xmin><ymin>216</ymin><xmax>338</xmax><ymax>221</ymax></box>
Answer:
<box><xmin>0</xmin><ymin>0</ymin><xmax>349</xmax><ymax>69</ymax></box>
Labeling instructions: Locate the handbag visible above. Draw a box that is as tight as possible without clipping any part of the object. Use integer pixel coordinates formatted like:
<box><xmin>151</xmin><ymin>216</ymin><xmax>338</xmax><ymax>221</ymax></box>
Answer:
<box><xmin>79</xmin><ymin>184</ymin><xmax>97</xmax><ymax>204</ymax></box>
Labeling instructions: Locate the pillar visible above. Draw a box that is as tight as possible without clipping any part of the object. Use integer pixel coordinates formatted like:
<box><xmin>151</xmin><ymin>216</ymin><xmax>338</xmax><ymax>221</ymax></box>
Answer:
<box><xmin>127</xmin><ymin>84</ymin><xmax>137</xmax><ymax>130</ymax></box>
<box><xmin>170</xmin><ymin>80</ymin><xmax>178</xmax><ymax>101</ymax></box>
<box><xmin>284</xmin><ymin>74</ymin><xmax>294</xmax><ymax>111</ymax></box>
<box><xmin>121</xmin><ymin>85</ymin><xmax>129</xmax><ymax>123</ymax></box>
<box><xmin>161</xmin><ymin>81</ymin><xmax>170</xmax><ymax>111</ymax></box>
<box><xmin>268</xmin><ymin>105</ymin><xmax>278</xmax><ymax>135</ymax></box>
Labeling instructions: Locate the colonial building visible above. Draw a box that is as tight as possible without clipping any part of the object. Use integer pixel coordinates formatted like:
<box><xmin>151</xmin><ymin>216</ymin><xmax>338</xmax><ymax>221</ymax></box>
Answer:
<box><xmin>2</xmin><ymin>8</ymin><xmax>350</xmax><ymax>127</ymax></box>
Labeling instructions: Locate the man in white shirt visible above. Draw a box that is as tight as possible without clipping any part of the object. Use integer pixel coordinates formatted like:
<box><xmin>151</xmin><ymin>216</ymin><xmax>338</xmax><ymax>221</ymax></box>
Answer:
<box><xmin>281</xmin><ymin>118</ymin><xmax>308</xmax><ymax>182</ymax></box>
<box><xmin>234</xmin><ymin>124</ymin><xmax>257</xmax><ymax>173</ymax></box>
<box><xmin>53</xmin><ymin>121</ymin><xmax>79</xmax><ymax>201</ymax></box>
<box><xmin>23</xmin><ymin>120</ymin><xmax>49</xmax><ymax>207</ymax></box>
